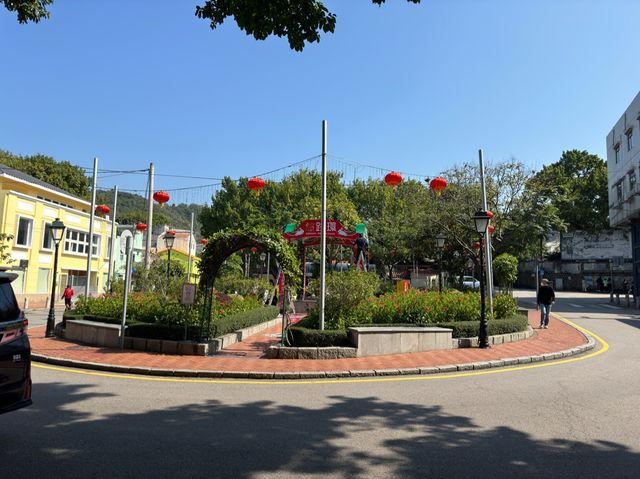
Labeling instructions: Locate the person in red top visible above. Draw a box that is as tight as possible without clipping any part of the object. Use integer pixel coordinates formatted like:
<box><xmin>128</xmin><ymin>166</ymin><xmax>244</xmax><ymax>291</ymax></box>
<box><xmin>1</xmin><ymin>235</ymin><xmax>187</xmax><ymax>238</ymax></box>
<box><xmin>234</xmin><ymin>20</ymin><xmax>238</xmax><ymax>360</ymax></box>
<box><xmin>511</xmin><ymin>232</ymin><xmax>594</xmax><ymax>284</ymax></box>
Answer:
<box><xmin>62</xmin><ymin>285</ymin><xmax>74</xmax><ymax>310</ymax></box>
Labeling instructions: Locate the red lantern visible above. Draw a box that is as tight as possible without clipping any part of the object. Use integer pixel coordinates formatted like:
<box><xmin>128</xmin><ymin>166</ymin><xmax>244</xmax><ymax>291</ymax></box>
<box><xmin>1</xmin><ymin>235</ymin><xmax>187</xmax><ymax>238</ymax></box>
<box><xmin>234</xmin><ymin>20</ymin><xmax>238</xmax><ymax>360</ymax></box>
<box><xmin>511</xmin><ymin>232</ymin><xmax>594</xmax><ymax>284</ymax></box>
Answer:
<box><xmin>95</xmin><ymin>204</ymin><xmax>110</xmax><ymax>216</ymax></box>
<box><xmin>167</xmin><ymin>229</ymin><xmax>176</xmax><ymax>236</ymax></box>
<box><xmin>251</xmin><ymin>247</ymin><xmax>257</xmax><ymax>254</ymax></box>
<box><xmin>153</xmin><ymin>190</ymin><xmax>170</xmax><ymax>208</ymax></box>
<box><xmin>135</xmin><ymin>223</ymin><xmax>147</xmax><ymax>232</ymax></box>
<box><xmin>488</xmin><ymin>225</ymin><xmax>495</xmax><ymax>234</ymax></box>
<box><xmin>247</xmin><ymin>177</ymin><xmax>265</xmax><ymax>197</ymax></box>
<box><xmin>486</xmin><ymin>210</ymin><xmax>494</xmax><ymax>219</ymax></box>
<box><xmin>473</xmin><ymin>241</ymin><xmax>481</xmax><ymax>250</ymax></box>
<box><xmin>384</xmin><ymin>171</ymin><xmax>403</xmax><ymax>189</ymax></box>
<box><xmin>429</xmin><ymin>177</ymin><xmax>448</xmax><ymax>196</ymax></box>
<box><xmin>200</xmin><ymin>239</ymin><xmax>207</xmax><ymax>245</ymax></box>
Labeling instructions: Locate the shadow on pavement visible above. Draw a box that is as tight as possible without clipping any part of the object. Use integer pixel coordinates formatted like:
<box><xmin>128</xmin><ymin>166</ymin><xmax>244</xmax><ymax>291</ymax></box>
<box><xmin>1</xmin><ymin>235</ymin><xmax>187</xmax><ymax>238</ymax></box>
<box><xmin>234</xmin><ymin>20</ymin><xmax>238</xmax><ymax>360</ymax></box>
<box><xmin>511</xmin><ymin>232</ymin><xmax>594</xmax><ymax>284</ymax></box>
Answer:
<box><xmin>1</xmin><ymin>383</ymin><xmax>639</xmax><ymax>478</ymax></box>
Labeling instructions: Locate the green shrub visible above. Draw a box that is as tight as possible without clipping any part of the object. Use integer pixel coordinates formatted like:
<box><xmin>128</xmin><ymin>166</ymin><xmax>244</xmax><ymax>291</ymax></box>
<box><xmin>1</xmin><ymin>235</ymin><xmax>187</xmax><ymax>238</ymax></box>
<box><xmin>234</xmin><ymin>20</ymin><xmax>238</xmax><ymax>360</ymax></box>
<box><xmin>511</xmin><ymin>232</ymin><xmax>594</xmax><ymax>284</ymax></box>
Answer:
<box><xmin>492</xmin><ymin>293</ymin><xmax>518</xmax><ymax>319</ymax></box>
<box><xmin>127</xmin><ymin>323</ymin><xmax>202</xmax><ymax>341</ymax></box>
<box><xmin>437</xmin><ymin>314</ymin><xmax>529</xmax><ymax>338</ymax></box>
<box><xmin>350</xmin><ymin>290</ymin><xmax>481</xmax><ymax>326</ymax></box>
<box><xmin>211</xmin><ymin>305</ymin><xmax>279</xmax><ymax>337</ymax></box>
<box><xmin>288</xmin><ymin>326</ymin><xmax>351</xmax><ymax>347</ymax></box>
<box><xmin>306</xmin><ymin>271</ymin><xmax>381</xmax><ymax>329</ymax></box>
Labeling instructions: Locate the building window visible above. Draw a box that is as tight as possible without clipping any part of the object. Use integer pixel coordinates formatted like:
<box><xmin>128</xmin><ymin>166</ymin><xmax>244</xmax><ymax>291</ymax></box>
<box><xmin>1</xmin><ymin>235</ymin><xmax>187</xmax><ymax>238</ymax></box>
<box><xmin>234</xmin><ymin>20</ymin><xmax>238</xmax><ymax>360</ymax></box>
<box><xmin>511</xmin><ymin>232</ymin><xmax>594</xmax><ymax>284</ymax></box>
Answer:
<box><xmin>64</xmin><ymin>229</ymin><xmax>101</xmax><ymax>256</ymax></box>
<box><xmin>630</xmin><ymin>171</ymin><xmax>637</xmax><ymax>192</ymax></box>
<box><xmin>37</xmin><ymin>268</ymin><xmax>50</xmax><ymax>293</ymax></box>
<box><xmin>42</xmin><ymin>222</ymin><xmax>54</xmax><ymax>250</ymax></box>
<box><xmin>617</xmin><ymin>183</ymin><xmax>624</xmax><ymax>202</ymax></box>
<box><xmin>627</xmin><ymin>128</ymin><xmax>634</xmax><ymax>151</ymax></box>
<box><xmin>15</xmin><ymin>217</ymin><xmax>33</xmax><ymax>247</ymax></box>
<box><xmin>615</xmin><ymin>144</ymin><xmax>621</xmax><ymax>163</ymax></box>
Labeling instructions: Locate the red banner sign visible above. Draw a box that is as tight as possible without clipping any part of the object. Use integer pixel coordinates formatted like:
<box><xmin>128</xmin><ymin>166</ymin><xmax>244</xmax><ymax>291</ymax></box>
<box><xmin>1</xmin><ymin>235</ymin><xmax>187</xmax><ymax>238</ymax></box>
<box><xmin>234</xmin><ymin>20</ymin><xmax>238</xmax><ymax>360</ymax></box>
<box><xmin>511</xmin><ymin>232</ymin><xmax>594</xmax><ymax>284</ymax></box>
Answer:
<box><xmin>283</xmin><ymin>220</ymin><xmax>359</xmax><ymax>245</ymax></box>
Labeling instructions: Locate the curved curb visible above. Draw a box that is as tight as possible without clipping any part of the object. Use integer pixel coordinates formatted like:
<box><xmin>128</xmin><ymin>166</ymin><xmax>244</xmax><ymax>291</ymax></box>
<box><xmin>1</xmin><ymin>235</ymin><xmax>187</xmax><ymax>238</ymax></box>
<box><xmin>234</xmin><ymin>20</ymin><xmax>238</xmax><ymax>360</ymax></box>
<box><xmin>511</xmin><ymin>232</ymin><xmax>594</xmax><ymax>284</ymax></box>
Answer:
<box><xmin>31</xmin><ymin>337</ymin><xmax>597</xmax><ymax>381</ymax></box>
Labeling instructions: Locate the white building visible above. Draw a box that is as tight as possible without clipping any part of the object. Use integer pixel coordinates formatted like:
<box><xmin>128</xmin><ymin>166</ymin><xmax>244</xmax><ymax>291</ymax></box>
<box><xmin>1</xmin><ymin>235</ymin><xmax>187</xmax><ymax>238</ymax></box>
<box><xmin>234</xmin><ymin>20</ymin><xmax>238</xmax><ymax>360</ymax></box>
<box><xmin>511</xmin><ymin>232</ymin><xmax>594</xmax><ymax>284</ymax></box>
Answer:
<box><xmin>607</xmin><ymin>91</ymin><xmax>640</xmax><ymax>295</ymax></box>
<box><xmin>607</xmin><ymin>91</ymin><xmax>640</xmax><ymax>228</ymax></box>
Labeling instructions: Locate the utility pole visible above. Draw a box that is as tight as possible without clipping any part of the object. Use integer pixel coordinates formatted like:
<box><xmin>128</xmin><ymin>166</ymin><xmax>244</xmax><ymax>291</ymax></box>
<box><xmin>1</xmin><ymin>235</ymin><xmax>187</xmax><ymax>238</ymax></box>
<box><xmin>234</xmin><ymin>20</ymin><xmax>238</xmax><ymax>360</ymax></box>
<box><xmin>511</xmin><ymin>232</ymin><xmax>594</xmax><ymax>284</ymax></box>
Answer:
<box><xmin>85</xmin><ymin>157</ymin><xmax>98</xmax><ymax>298</ymax></box>
<box><xmin>145</xmin><ymin>162</ymin><xmax>154</xmax><ymax>269</ymax></box>
<box><xmin>187</xmin><ymin>211</ymin><xmax>194</xmax><ymax>282</ymax></box>
<box><xmin>319</xmin><ymin>120</ymin><xmax>328</xmax><ymax>331</ymax></box>
<box><xmin>106</xmin><ymin>185</ymin><xmax>118</xmax><ymax>290</ymax></box>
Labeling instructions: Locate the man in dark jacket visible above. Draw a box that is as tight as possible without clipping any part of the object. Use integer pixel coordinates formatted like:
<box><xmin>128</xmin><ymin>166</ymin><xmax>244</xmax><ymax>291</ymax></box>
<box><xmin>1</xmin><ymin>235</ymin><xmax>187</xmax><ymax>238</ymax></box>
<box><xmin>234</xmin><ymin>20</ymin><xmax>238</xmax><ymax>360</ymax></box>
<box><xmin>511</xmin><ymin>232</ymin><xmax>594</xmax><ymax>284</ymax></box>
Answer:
<box><xmin>536</xmin><ymin>278</ymin><xmax>555</xmax><ymax>329</ymax></box>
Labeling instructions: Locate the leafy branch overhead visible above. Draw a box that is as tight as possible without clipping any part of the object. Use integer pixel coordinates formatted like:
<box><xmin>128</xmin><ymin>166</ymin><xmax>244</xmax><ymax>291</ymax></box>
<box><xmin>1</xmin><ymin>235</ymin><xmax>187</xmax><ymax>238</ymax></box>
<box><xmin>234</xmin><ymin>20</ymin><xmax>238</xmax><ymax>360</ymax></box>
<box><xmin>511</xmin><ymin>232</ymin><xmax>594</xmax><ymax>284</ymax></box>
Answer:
<box><xmin>5</xmin><ymin>0</ymin><xmax>421</xmax><ymax>51</ymax></box>
<box><xmin>196</xmin><ymin>0</ymin><xmax>421</xmax><ymax>51</ymax></box>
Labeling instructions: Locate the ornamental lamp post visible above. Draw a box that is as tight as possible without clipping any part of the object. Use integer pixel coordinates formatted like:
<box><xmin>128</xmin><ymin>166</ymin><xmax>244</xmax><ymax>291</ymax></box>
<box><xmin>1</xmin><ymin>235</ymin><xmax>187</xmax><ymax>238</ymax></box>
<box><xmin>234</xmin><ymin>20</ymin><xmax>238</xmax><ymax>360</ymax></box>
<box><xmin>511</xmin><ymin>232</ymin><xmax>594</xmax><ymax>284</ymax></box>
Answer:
<box><xmin>435</xmin><ymin>233</ymin><xmax>446</xmax><ymax>293</ymax></box>
<box><xmin>45</xmin><ymin>218</ymin><xmax>66</xmax><ymax>337</ymax></box>
<box><xmin>164</xmin><ymin>230</ymin><xmax>176</xmax><ymax>281</ymax></box>
<box><xmin>472</xmin><ymin>210</ymin><xmax>491</xmax><ymax>348</ymax></box>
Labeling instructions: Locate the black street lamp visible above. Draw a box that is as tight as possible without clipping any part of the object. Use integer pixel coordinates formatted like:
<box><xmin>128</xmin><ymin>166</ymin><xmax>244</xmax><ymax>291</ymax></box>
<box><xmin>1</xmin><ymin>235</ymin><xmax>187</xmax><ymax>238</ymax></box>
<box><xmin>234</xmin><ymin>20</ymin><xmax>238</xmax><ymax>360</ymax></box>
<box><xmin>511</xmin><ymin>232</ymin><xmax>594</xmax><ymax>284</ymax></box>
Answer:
<box><xmin>435</xmin><ymin>233</ymin><xmax>446</xmax><ymax>293</ymax></box>
<box><xmin>164</xmin><ymin>230</ymin><xmax>176</xmax><ymax>281</ymax></box>
<box><xmin>472</xmin><ymin>210</ymin><xmax>491</xmax><ymax>348</ymax></box>
<box><xmin>45</xmin><ymin>218</ymin><xmax>66</xmax><ymax>338</ymax></box>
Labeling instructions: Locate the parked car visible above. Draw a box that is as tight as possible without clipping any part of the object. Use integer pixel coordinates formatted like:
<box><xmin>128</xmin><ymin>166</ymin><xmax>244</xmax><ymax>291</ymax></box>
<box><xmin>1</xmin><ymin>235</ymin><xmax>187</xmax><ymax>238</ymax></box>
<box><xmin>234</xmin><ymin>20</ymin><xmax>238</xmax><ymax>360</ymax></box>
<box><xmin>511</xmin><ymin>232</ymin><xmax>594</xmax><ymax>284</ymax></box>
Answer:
<box><xmin>0</xmin><ymin>270</ymin><xmax>32</xmax><ymax>414</ymax></box>
<box><xmin>463</xmin><ymin>276</ymin><xmax>481</xmax><ymax>289</ymax></box>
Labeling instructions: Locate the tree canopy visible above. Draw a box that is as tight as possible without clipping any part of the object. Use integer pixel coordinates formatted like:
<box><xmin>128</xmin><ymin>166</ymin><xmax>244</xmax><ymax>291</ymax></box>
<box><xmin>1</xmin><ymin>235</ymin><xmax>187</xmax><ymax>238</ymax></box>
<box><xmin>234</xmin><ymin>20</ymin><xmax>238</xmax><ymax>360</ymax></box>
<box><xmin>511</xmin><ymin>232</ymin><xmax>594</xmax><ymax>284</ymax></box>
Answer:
<box><xmin>5</xmin><ymin>0</ymin><xmax>421</xmax><ymax>51</ymax></box>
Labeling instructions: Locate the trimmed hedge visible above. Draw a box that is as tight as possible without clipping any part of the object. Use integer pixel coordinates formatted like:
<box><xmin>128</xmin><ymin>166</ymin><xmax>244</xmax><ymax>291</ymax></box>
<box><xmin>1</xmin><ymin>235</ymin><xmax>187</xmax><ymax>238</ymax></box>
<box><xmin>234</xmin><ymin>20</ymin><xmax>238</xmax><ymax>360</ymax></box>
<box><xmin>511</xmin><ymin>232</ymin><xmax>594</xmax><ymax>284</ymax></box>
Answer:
<box><xmin>288</xmin><ymin>314</ymin><xmax>529</xmax><ymax>346</ymax></box>
<box><xmin>211</xmin><ymin>305</ymin><xmax>280</xmax><ymax>337</ymax></box>
<box><xmin>436</xmin><ymin>314</ymin><xmax>529</xmax><ymax>338</ymax></box>
<box><xmin>288</xmin><ymin>326</ymin><xmax>351</xmax><ymax>347</ymax></box>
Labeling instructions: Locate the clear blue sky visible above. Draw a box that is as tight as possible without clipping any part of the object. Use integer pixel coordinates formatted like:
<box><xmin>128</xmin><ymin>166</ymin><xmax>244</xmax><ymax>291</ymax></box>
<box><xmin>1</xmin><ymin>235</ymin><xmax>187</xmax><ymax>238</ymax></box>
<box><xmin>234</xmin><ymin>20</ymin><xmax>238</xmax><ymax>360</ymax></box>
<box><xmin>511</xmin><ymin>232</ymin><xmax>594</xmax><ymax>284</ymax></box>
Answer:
<box><xmin>2</xmin><ymin>0</ymin><xmax>639</xmax><ymax>203</ymax></box>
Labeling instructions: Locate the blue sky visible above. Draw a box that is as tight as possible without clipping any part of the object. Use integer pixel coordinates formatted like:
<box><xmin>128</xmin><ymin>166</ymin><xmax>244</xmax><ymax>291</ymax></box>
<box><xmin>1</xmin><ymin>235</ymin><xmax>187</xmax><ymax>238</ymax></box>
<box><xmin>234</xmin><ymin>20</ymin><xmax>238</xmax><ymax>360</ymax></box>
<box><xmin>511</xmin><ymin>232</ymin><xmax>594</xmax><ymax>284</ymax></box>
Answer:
<box><xmin>2</xmin><ymin>0</ymin><xmax>639</xmax><ymax>202</ymax></box>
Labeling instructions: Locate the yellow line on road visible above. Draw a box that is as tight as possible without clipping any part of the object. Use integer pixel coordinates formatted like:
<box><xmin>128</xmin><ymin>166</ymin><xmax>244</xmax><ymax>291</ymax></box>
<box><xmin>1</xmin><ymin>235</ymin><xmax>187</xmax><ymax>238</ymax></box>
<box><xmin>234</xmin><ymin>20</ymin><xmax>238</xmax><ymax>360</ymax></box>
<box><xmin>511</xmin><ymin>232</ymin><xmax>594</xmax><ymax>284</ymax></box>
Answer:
<box><xmin>33</xmin><ymin>313</ymin><xmax>609</xmax><ymax>386</ymax></box>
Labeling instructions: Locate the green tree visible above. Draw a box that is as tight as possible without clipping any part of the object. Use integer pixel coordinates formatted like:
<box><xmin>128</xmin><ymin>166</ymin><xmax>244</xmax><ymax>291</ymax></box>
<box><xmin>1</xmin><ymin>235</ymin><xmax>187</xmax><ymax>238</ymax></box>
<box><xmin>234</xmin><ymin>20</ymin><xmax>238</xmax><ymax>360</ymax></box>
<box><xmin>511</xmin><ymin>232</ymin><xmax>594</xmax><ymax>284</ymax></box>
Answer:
<box><xmin>1</xmin><ymin>150</ymin><xmax>90</xmax><ymax>199</ymax></box>
<box><xmin>492</xmin><ymin>253</ymin><xmax>518</xmax><ymax>292</ymax></box>
<box><xmin>528</xmin><ymin>150</ymin><xmax>608</xmax><ymax>232</ymax></box>
<box><xmin>0</xmin><ymin>233</ymin><xmax>14</xmax><ymax>265</ymax></box>
<box><xmin>5</xmin><ymin>1</ymin><xmax>421</xmax><ymax>51</ymax></box>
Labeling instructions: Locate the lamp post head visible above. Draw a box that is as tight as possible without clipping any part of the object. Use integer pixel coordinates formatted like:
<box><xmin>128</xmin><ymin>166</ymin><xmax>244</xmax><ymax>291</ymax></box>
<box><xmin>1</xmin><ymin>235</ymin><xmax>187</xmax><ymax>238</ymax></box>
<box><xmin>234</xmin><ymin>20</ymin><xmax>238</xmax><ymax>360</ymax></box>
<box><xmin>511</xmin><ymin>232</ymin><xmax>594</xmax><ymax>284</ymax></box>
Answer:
<box><xmin>51</xmin><ymin>218</ymin><xmax>66</xmax><ymax>245</ymax></box>
<box><xmin>435</xmin><ymin>233</ymin><xmax>446</xmax><ymax>249</ymax></box>
<box><xmin>472</xmin><ymin>210</ymin><xmax>491</xmax><ymax>235</ymax></box>
<box><xmin>164</xmin><ymin>230</ymin><xmax>176</xmax><ymax>250</ymax></box>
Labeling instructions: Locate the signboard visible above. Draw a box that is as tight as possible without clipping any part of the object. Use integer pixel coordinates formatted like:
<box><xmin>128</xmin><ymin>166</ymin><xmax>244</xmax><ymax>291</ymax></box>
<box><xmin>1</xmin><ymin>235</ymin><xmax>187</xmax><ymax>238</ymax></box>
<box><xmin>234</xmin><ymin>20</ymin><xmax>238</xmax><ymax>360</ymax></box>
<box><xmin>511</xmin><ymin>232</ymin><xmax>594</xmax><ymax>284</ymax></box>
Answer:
<box><xmin>120</xmin><ymin>229</ymin><xmax>133</xmax><ymax>253</ymax></box>
<box><xmin>283</xmin><ymin>219</ymin><xmax>359</xmax><ymax>246</ymax></box>
<box><xmin>181</xmin><ymin>283</ymin><xmax>197</xmax><ymax>305</ymax></box>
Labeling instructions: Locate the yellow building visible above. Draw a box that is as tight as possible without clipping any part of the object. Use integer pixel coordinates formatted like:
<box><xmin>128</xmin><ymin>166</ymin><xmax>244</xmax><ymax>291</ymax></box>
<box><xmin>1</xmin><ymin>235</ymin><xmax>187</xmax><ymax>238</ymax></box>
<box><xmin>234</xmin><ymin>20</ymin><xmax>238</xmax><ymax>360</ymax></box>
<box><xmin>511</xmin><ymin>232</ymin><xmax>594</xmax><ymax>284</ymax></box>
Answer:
<box><xmin>0</xmin><ymin>164</ymin><xmax>112</xmax><ymax>308</ymax></box>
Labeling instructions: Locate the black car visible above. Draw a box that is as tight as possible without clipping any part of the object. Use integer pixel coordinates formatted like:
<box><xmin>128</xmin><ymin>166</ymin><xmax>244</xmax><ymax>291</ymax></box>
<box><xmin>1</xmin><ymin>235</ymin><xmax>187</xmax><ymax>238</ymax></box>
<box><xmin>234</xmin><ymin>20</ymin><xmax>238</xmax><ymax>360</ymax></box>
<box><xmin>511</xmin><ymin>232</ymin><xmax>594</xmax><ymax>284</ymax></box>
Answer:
<box><xmin>0</xmin><ymin>270</ymin><xmax>32</xmax><ymax>414</ymax></box>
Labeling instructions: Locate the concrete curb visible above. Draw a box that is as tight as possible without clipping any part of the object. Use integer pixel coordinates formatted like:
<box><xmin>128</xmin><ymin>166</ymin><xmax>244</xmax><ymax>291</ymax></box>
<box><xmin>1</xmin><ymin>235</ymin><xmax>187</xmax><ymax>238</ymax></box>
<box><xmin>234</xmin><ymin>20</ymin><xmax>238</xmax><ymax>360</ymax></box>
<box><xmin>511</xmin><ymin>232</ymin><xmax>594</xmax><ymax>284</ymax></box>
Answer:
<box><xmin>31</xmin><ymin>336</ymin><xmax>598</xmax><ymax>381</ymax></box>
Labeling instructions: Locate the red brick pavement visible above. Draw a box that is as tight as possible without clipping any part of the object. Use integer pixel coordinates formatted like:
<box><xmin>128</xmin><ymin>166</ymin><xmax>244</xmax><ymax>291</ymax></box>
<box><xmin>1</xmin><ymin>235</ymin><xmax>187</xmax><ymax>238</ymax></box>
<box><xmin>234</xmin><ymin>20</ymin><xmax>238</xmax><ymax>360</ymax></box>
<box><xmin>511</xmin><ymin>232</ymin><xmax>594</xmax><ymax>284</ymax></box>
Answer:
<box><xmin>29</xmin><ymin>311</ymin><xmax>589</xmax><ymax>374</ymax></box>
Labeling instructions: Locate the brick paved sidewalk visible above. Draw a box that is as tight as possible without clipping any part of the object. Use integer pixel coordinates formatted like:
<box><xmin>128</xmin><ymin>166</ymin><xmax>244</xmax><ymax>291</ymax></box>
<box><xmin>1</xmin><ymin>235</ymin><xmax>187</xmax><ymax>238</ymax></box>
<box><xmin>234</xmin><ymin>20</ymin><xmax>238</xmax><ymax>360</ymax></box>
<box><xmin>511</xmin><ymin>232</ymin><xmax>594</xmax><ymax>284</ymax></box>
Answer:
<box><xmin>29</xmin><ymin>310</ymin><xmax>592</xmax><ymax>378</ymax></box>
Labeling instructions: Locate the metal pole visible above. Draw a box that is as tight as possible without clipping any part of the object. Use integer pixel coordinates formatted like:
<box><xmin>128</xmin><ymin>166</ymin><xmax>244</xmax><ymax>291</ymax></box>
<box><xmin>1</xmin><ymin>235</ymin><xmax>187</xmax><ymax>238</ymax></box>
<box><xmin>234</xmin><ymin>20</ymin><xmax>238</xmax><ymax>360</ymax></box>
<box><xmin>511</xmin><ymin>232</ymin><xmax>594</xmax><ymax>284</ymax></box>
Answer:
<box><xmin>187</xmin><ymin>212</ymin><xmax>194</xmax><ymax>282</ymax></box>
<box><xmin>478</xmin><ymin>149</ymin><xmax>494</xmax><ymax>314</ymax></box>
<box><xmin>319</xmin><ymin>120</ymin><xmax>328</xmax><ymax>330</ymax></box>
<box><xmin>438</xmin><ymin>250</ymin><xmax>443</xmax><ymax>293</ymax></box>
<box><xmin>266</xmin><ymin>252</ymin><xmax>271</xmax><ymax>282</ymax></box>
<box><xmin>478</xmin><ymin>235</ymin><xmax>489</xmax><ymax>348</ymax></box>
<box><xmin>85</xmin><ymin>157</ymin><xmax>98</xmax><ymax>298</ymax></box>
<box><xmin>302</xmin><ymin>246</ymin><xmax>308</xmax><ymax>300</ymax></box>
<box><xmin>167</xmin><ymin>248</ymin><xmax>172</xmax><ymax>281</ymax></box>
<box><xmin>145</xmin><ymin>162</ymin><xmax>154</xmax><ymax>270</ymax></box>
<box><xmin>45</xmin><ymin>241</ymin><xmax>61</xmax><ymax>338</ymax></box>
<box><xmin>120</xmin><ymin>236</ymin><xmax>132</xmax><ymax>349</ymax></box>
<box><xmin>106</xmin><ymin>185</ymin><xmax>118</xmax><ymax>290</ymax></box>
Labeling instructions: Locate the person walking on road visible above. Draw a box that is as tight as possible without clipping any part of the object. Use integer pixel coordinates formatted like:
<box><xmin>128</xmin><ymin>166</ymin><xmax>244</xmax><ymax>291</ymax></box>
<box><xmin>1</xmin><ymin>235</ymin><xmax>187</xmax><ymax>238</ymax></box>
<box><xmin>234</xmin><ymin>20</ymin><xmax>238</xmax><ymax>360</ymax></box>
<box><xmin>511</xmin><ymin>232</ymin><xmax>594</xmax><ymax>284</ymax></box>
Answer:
<box><xmin>62</xmin><ymin>284</ymin><xmax>74</xmax><ymax>310</ymax></box>
<box><xmin>537</xmin><ymin>278</ymin><xmax>555</xmax><ymax>329</ymax></box>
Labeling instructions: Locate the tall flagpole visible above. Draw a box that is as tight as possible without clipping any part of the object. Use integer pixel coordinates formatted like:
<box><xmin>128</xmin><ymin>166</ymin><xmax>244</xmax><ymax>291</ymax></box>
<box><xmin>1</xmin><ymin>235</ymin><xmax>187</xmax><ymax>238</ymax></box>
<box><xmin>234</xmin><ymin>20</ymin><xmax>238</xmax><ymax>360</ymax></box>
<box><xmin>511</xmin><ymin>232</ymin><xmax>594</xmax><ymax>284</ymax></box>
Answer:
<box><xmin>319</xmin><ymin>120</ymin><xmax>328</xmax><ymax>330</ymax></box>
<box><xmin>85</xmin><ymin>157</ymin><xmax>98</xmax><ymax>298</ymax></box>
<box><xmin>106</xmin><ymin>185</ymin><xmax>118</xmax><ymax>290</ymax></box>
<box><xmin>478</xmin><ymin>149</ymin><xmax>494</xmax><ymax>313</ymax></box>
<box><xmin>145</xmin><ymin>162</ymin><xmax>154</xmax><ymax>269</ymax></box>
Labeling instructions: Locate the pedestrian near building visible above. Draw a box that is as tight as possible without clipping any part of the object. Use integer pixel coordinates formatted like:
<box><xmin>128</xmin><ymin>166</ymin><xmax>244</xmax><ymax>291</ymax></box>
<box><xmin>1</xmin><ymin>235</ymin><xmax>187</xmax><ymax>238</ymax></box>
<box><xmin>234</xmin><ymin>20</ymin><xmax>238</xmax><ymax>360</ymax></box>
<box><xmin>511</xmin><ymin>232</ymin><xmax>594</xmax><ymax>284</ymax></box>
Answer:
<box><xmin>537</xmin><ymin>278</ymin><xmax>555</xmax><ymax>329</ymax></box>
<box><xmin>62</xmin><ymin>284</ymin><xmax>74</xmax><ymax>310</ymax></box>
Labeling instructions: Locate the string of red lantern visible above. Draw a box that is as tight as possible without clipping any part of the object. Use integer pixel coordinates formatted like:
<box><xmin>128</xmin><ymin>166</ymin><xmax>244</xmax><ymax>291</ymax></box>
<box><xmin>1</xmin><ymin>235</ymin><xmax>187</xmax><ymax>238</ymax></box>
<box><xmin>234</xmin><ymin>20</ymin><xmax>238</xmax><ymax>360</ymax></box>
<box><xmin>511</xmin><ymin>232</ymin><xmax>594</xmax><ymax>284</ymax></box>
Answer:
<box><xmin>247</xmin><ymin>177</ymin><xmax>265</xmax><ymax>197</ymax></box>
<box><xmin>135</xmin><ymin>223</ymin><xmax>147</xmax><ymax>232</ymax></box>
<box><xmin>384</xmin><ymin>171</ymin><xmax>403</xmax><ymax>189</ymax></box>
<box><xmin>95</xmin><ymin>204</ymin><xmax>110</xmax><ymax>216</ymax></box>
<box><xmin>429</xmin><ymin>177</ymin><xmax>448</xmax><ymax>196</ymax></box>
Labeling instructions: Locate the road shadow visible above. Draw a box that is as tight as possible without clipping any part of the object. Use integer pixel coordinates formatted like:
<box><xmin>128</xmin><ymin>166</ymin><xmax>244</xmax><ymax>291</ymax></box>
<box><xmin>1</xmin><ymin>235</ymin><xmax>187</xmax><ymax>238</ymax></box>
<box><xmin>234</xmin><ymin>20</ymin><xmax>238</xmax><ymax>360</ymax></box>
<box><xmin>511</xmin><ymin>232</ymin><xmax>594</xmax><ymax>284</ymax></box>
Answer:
<box><xmin>1</xmin><ymin>383</ymin><xmax>639</xmax><ymax>478</ymax></box>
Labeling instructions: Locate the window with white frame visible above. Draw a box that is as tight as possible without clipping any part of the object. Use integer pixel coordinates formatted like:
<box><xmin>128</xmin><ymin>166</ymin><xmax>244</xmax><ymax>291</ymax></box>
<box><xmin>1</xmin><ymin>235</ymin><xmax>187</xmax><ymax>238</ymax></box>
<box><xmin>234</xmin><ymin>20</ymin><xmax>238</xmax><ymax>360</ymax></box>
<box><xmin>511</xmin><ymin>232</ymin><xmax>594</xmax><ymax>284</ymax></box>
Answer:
<box><xmin>64</xmin><ymin>229</ymin><xmax>101</xmax><ymax>256</ymax></box>
<box><xmin>614</xmin><ymin>144</ymin><xmax>621</xmax><ymax>163</ymax></box>
<box><xmin>15</xmin><ymin>217</ymin><xmax>33</xmax><ymax>247</ymax></box>
<box><xmin>630</xmin><ymin>171</ymin><xmax>637</xmax><ymax>192</ymax></box>
<box><xmin>627</xmin><ymin>128</ymin><xmax>634</xmax><ymax>151</ymax></box>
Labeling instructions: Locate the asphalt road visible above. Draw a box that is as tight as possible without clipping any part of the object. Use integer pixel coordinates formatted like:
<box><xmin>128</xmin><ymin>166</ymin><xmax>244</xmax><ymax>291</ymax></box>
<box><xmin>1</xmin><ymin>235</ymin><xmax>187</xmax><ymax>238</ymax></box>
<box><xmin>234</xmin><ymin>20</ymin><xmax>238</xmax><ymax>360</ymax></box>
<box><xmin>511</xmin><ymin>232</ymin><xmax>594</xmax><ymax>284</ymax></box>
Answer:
<box><xmin>2</xmin><ymin>291</ymin><xmax>640</xmax><ymax>478</ymax></box>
